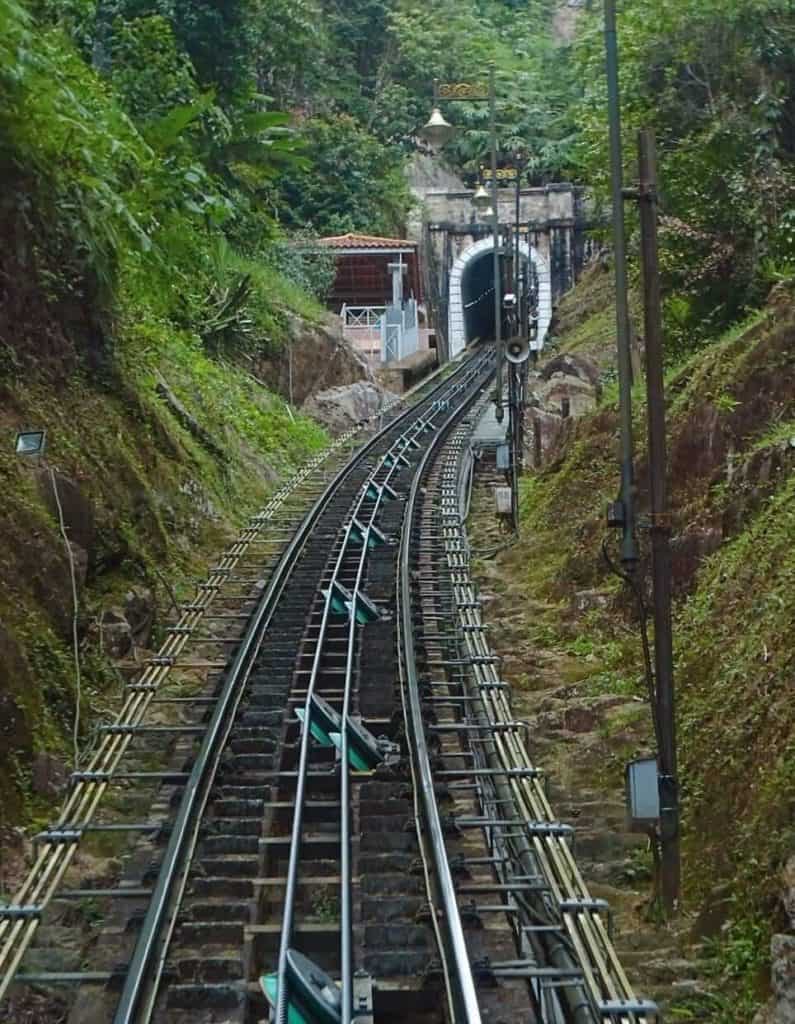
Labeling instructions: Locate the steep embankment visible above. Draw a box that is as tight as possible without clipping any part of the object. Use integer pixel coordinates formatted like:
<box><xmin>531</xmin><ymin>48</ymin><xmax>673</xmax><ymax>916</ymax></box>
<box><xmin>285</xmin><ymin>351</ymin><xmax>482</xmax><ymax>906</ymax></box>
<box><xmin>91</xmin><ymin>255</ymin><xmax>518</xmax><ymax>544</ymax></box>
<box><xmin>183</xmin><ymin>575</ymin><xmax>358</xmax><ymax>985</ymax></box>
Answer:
<box><xmin>0</xmin><ymin>286</ymin><xmax>382</xmax><ymax>837</ymax></box>
<box><xmin>0</xmin><ymin>0</ymin><xmax>386</xmax><ymax>842</ymax></box>
<box><xmin>473</xmin><ymin>271</ymin><xmax>795</xmax><ymax>1021</ymax></box>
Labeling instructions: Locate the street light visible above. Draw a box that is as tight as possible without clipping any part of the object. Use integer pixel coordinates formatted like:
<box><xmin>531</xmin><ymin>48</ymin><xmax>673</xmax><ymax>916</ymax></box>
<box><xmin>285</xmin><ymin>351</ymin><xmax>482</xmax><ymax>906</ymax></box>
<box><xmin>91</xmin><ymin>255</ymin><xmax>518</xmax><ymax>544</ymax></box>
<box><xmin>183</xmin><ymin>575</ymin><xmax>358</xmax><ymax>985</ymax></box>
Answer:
<box><xmin>15</xmin><ymin>430</ymin><xmax>46</xmax><ymax>457</ymax></box>
<box><xmin>472</xmin><ymin>183</ymin><xmax>492</xmax><ymax>211</ymax></box>
<box><xmin>419</xmin><ymin>107</ymin><xmax>456</xmax><ymax>150</ymax></box>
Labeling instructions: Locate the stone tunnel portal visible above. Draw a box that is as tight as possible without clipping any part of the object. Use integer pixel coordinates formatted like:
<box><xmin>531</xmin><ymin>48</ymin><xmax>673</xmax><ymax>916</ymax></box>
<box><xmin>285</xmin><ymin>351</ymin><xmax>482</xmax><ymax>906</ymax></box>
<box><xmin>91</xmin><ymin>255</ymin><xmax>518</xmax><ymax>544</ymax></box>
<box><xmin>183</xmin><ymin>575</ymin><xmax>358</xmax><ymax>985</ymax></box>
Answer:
<box><xmin>448</xmin><ymin>235</ymin><xmax>553</xmax><ymax>358</ymax></box>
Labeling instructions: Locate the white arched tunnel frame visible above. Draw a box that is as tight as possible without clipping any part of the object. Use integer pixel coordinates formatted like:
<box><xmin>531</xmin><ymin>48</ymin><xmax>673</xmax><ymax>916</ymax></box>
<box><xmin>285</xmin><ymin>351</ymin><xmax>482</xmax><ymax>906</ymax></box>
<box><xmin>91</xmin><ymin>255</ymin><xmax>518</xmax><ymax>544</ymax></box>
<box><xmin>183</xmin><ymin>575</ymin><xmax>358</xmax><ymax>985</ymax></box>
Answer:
<box><xmin>447</xmin><ymin>235</ymin><xmax>552</xmax><ymax>359</ymax></box>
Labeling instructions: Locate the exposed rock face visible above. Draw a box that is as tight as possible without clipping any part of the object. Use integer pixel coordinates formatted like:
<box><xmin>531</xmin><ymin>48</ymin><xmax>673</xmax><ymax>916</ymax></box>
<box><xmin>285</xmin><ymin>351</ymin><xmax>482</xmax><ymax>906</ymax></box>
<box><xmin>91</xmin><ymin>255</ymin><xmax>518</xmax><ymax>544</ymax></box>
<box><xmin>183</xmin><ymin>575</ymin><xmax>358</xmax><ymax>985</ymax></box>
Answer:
<box><xmin>540</xmin><ymin>352</ymin><xmax>601</xmax><ymax>390</ymax></box>
<box><xmin>689</xmin><ymin>883</ymin><xmax>733</xmax><ymax>940</ymax></box>
<box><xmin>251</xmin><ymin>313</ymin><xmax>372</xmax><ymax>406</ymax></box>
<box><xmin>553</xmin><ymin>0</ymin><xmax>587</xmax><ymax>43</ymax></box>
<box><xmin>31</xmin><ymin>752</ymin><xmax>67</xmax><ymax>799</ymax></box>
<box><xmin>770</xmin><ymin>935</ymin><xmax>795</xmax><ymax>1024</ymax></box>
<box><xmin>757</xmin><ymin>856</ymin><xmax>795</xmax><ymax>1024</ymax></box>
<box><xmin>525</xmin><ymin>352</ymin><xmax>600</xmax><ymax>467</ymax></box>
<box><xmin>723</xmin><ymin>438</ymin><xmax>795</xmax><ymax>538</ymax></box>
<box><xmin>98</xmin><ymin>607</ymin><xmax>133</xmax><ymax>659</ymax></box>
<box><xmin>0</xmin><ymin>623</ymin><xmax>34</xmax><ymax>818</ymax></box>
<box><xmin>670</xmin><ymin>528</ymin><xmax>722</xmax><ymax>595</ymax></box>
<box><xmin>124</xmin><ymin>587</ymin><xmax>155</xmax><ymax>649</ymax></box>
<box><xmin>574</xmin><ymin>588</ymin><xmax>612</xmax><ymax>613</ymax></box>
<box><xmin>784</xmin><ymin>856</ymin><xmax>795</xmax><ymax>930</ymax></box>
<box><xmin>302</xmin><ymin>381</ymin><xmax>398</xmax><ymax>435</ymax></box>
<box><xmin>92</xmin><ymin>587</ymin><xmax>156</xmax><ymax>660</ymax></box>
<box><xmin>405</xmin><ymin>152</ymin><xmax>467</xmax><ymax>238</ymax></box>
<box><xmin>34</xmin><ymin>469</ymin><xmax>95</xmax><ymax>558</ymax></box>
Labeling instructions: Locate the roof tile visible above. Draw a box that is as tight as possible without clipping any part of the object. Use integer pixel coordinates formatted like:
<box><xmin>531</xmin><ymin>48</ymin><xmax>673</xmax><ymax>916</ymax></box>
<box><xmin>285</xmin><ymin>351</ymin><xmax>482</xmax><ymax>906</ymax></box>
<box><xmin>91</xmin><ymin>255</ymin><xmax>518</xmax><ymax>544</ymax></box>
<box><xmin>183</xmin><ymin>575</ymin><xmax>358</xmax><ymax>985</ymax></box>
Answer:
<box><xmin>318</xmin><ymin>232</ymin><xmax>416</xmax><ymax>249</ymax></box>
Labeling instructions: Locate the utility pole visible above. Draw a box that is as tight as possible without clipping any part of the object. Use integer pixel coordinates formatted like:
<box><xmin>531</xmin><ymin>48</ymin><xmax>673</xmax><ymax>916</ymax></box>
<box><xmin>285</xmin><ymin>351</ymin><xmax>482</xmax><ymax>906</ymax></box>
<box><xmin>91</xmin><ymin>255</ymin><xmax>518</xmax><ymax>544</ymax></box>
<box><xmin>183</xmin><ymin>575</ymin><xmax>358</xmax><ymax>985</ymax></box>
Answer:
<box><xmin>636</xmin><ymin>129</ymin><xmax>680</xmax><ymax>913</ymax></box>
<box><xmin>603</xmin><ymin>0</ymin><xmax>638</xmax><ymax>567</ymax></box>
<box><xmin>489</xmin><ymin>66</ymin><xmax>504</xmax><ymax>424</ymax></box>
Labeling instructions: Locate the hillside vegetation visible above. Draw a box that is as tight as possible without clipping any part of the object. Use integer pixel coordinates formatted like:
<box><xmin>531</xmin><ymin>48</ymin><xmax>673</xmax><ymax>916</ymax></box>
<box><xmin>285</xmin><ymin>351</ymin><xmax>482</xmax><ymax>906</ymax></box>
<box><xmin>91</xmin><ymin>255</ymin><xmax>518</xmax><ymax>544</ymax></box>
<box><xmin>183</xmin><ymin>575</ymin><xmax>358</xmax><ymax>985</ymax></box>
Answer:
<box><xmin>0</xmin><ymin>2</ymin><xmax>794</xmax><ymax>1017</ymax></box>
<box><xmin>0</xmin><ymin>0</ymin><xmax>582</xmax><ymax>826</ymax></box>
<box><xmin>503</xmin><ymin>270</ymin><xmax>795</xmax><ymax>1021</ymax></box>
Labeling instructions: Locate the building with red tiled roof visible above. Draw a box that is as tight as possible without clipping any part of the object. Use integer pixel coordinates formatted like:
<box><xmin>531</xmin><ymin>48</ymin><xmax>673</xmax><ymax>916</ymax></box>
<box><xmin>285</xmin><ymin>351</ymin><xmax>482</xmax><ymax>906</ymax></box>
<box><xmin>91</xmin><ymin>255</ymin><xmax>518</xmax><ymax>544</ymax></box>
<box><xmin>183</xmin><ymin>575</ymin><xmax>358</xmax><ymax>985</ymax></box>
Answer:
<box><xmin>313</xmin><ymin>233</ymin><xmax>431</xmax><ymax>365</ymax></box>
<box><xmin>317</xmin><ymin>233</ymin><xmax>422</xmax><ymax>309</ymax></box>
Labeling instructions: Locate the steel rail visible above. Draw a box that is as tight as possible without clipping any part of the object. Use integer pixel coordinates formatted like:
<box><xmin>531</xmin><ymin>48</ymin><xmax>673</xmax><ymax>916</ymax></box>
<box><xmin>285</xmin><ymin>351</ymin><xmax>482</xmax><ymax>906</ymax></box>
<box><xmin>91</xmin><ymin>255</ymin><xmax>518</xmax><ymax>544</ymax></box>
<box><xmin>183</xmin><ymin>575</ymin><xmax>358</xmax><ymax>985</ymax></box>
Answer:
<box><xmin>275</xmin><ymin>356</ymin><xmax>491</xmax><ymax>1024</ymax></box>
<box><xmin>0</xmin><ymin>350</ymin><xmax>468</xmax><ymax>1008</ymax></box>
<box><xmin>110</xmin><ymin>350</ymin><xmax>487</xmax><ymax>1023</ymax></box>
<box><xmin>0</xmin><ymin>423</ymin><xmax>379</xmax><ymax>998</ymax></box>
<box><xmin>429</xmin><ymin>428</ymin><xmax>659</xmax><ymax>1023</ymax></box>
<box><xmin>396</xmin><ymin>361</ymin><xmax>495</xmax><ymax>1024</ymax></box>
<box><xmin>0</xmin><ymin>441</ymin><xmax>349</xmax><ymax>1003</ymax></box>
<box><xmin>276</xmin><ymin>418</ymin><xmax>421</xmax><ymax>1024</ymax></box>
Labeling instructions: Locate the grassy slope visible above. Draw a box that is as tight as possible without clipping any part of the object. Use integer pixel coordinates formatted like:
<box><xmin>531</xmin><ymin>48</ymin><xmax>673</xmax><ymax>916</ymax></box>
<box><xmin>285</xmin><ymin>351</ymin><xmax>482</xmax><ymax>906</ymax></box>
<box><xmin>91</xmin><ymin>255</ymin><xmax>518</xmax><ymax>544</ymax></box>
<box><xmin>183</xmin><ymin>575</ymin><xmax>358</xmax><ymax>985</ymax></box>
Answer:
<box><xmin>508</xmin><ymin>274</ymin><xmax>795</xmax><ymax>1018</ymax></box>
<box><xmin>0</xmin><ymin>307</ymin><xmax>327</xmax><ymax>831</ymax></box>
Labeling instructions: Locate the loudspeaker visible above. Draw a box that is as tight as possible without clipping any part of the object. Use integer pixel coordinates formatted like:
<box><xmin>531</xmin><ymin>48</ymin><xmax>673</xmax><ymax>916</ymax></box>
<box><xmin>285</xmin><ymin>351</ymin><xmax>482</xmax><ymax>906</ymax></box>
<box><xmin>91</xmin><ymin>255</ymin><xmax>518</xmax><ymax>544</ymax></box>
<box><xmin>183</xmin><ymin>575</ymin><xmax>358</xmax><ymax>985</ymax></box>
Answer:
<box><xmin>505</xmin><ymin>335</ymin><xmax>531</xmax><ymax>364</ymax></box>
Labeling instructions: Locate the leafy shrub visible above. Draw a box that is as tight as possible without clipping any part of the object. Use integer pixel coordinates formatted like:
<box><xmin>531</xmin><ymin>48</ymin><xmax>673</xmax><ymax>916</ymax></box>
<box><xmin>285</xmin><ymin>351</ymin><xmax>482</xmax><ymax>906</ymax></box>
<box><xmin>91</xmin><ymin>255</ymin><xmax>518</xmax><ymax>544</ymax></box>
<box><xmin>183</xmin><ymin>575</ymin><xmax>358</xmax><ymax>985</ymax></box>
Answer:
<box><xmin>110</xmin><ymin>15</ymin><xmax>200</xmax><ymax>119</ymax></box>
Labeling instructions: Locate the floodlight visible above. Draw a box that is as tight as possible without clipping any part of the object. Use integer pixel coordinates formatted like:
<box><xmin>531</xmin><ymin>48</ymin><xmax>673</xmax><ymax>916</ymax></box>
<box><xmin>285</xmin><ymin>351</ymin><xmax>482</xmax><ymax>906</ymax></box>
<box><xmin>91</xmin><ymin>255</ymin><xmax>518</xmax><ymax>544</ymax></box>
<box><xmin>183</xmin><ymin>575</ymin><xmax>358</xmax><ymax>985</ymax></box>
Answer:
<box><xmin>15</xmin><ymin>430</ymin><xmax>46</xmax><ymax>456</ymax></box>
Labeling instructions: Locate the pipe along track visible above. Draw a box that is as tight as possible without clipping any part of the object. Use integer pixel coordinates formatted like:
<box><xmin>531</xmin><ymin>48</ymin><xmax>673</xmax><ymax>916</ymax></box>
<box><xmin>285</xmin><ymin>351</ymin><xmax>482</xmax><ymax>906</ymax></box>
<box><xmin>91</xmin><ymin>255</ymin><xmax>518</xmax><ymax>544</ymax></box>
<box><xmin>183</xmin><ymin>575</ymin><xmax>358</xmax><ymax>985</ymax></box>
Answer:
<box><xmin>1</xmin><ymin>347</ymin><xmax>657</xmax><ymax>1024</ymax></box>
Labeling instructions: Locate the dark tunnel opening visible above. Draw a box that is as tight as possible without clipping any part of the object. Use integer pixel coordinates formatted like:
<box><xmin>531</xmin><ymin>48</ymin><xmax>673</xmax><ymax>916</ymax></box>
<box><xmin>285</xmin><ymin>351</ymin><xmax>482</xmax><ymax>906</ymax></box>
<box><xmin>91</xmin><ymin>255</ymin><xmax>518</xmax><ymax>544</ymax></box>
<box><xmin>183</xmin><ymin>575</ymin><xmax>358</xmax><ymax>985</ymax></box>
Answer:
<box><xmin>461</xmin><ymin>249</ymin><xmax>529</xmax><ymax>344</ymax></box>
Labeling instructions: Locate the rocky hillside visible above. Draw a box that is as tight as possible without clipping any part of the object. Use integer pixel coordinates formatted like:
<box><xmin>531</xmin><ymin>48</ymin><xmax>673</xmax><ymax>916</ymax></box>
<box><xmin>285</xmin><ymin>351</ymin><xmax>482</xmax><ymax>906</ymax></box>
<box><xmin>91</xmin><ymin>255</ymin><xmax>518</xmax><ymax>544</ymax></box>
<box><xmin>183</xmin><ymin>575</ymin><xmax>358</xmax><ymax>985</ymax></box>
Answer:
<box><xmin>475</xmin><ymin>272</ymin><xmax>795</xmax><ymax>1022</ymax></box>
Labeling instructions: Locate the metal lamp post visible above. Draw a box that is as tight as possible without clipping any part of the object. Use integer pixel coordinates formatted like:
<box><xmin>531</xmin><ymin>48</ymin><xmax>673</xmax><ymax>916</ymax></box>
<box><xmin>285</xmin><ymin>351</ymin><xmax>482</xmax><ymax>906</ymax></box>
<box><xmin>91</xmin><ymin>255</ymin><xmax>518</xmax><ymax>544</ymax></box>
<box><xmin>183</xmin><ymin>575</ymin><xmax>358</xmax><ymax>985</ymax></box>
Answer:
<box><xmin>603</xmin><ymin>0</ymin><xmax>638</xmax><ymax>568</ymax></box>
<box><xmin>420</xmin><ymin>67</ymin><xmax>504</xmax><ymax>420</ymax></box>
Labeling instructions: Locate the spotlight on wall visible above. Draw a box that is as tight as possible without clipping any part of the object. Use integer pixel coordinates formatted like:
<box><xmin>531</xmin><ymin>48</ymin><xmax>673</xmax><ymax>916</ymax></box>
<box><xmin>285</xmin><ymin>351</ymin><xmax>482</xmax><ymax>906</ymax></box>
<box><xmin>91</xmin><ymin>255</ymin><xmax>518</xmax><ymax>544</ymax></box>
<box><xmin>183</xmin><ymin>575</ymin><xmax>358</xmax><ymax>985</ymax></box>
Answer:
<box><xmin>15</xmin><ymin>430</ymin><xmax>46</xmax><ymax>457</ymax></box>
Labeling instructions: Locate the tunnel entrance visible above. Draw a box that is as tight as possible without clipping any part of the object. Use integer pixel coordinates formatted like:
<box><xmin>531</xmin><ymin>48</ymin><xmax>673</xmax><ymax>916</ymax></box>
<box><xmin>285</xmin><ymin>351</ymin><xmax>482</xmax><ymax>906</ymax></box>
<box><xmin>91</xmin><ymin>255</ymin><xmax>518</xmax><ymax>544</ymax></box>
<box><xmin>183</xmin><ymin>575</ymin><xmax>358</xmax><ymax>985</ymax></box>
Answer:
<box><xmin>461</xmin><ymin>249</ymin><xmax>529</xmax><ymax>345</ymax></box>
<box><xmin>448</xmin><ymin>236</ymin><xmax>552</xmax><ymax>358</ymax></box>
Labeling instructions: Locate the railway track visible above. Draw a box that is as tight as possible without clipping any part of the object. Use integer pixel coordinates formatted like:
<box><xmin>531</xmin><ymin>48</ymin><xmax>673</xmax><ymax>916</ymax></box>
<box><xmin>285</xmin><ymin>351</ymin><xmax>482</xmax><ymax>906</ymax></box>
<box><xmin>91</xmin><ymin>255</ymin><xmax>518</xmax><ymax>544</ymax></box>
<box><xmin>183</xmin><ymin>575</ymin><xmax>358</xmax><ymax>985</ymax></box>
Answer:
<box><xmin>400</xmin><ymin>391</ymin><xmax>659</xmax><ymax>1023</ymax></box>
<box><xmin>1</xmin><ymin>346</ymin><xmax>658</xmax><ymax>1024</ymax></box>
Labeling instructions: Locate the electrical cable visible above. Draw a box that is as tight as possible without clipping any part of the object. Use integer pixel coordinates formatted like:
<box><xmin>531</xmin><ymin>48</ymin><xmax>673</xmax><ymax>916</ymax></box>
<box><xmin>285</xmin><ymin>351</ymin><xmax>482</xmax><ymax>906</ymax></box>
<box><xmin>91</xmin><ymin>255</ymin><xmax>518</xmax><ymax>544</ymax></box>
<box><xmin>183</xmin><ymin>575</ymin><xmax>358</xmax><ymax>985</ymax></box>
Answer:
<box><xmin>50</xmin><ymin>468</ymin><xmax>82</xmax><ymax>770</ymax></box>
<box><xmin>601</xmin><ymin>534</ymin><xmax>662</xmax><ymax>754</ymax></box>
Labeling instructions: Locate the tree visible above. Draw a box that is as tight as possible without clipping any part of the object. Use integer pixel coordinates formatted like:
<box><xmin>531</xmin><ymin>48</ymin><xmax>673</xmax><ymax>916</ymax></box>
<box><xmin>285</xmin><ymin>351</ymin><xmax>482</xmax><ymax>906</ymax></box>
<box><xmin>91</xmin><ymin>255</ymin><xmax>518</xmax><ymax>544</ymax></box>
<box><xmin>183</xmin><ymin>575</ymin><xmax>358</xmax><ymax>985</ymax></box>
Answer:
<box><xmin>276</xmin><ymin>115</ymin><xmax>412</xmax><ymax>237</ymax></box>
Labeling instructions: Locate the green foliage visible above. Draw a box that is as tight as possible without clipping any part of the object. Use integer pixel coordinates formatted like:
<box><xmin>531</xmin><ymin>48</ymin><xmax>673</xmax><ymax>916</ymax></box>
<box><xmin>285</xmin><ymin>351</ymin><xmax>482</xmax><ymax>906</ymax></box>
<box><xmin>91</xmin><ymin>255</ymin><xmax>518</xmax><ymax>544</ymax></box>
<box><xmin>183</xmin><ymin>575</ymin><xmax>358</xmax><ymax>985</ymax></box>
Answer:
<box><xmin>257</xmin><ymin>0</ymin><xmax>324</xmax><ymax>102</ymax></box>
<box><xmin>106</xmin><ymin>0</ymin><xmax>262</xmax><ymax>102</ymax></box>
<box><xmin>262</xmin><ymin>237</ymin><xmax>337</xmax><ymax>302</ymax></box>
<box><xmin>388</xmin><ymin>0</ymin><xmax>577</xmax><ymax>179</ymax></box>
<box><xmin>573</xmin><ymin>0</ymin><xmax>795</xmax><ymax>345</ymax></box>
<box><xmin>512</xmin><ymin>277</ymin><xmax>795</xmax><ymax>1020</ymax></box>
<box><xmin>253</xmin><ymin>0</ymin><xmax>580</xmax><ymax>186</ymax></box>
<box><xmin>276</xmin><ymin>115</ymin><xmax>413</xmax><ymax>236</ymax></box>
<box><xmin>701</xmin><ymin>916</ymin><xmax>772</xmax><ymax>1020</ymax></box>
<box><xmin>110</xmin><ymin>14</ymin><xmax>200</xmax><ymax>119</ymax></box>
<box><xmin>0</xmin><ymin>0</ymin><xmax>151</xmax><ymax>299</ymax></box>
